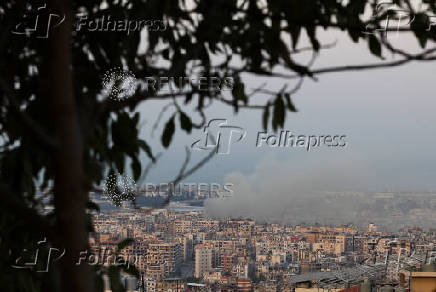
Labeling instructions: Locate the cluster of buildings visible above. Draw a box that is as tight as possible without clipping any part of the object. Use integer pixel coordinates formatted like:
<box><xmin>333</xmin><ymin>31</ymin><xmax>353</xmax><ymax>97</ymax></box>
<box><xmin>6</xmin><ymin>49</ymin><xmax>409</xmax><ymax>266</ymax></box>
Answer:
<box><xmin>89</xmin><ymin>207</ymin><xmax>436</xmax><ymax>292</ymax></box>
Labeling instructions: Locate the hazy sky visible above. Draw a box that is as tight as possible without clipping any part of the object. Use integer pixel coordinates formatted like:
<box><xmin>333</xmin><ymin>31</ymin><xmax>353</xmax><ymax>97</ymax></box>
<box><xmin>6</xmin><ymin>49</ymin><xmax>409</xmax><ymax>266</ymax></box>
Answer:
<box><xmin>136</xmin><ymin>29</ymin><xmax>436</xmax><ymax>193</ymax></box>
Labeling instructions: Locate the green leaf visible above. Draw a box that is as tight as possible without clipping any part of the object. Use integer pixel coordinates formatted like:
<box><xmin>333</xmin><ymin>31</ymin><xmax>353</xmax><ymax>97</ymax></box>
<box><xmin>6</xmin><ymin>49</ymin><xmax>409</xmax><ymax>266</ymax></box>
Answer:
<box><xmin>368</xmin><ymin>35</ymin><xmax>382</xmax><ymax>58</ymax></box>
<box><xmin>131</xmin><ymin>157</ymin><xmax>141</xmax><ymax>181</ymax></box>
<box><xmin>262</xmin><ymin>105</ymin><xmax>270</xmax><ymax>131</ymax></box>
<box><xmin>162</xmin><ymin>48</ymin><xmax>170</xmax><ymax>60</ymax></box>
<box><xmin>416</xmin><ymin>32</ymin><xmax>428</xmax><ymax>48</ymax></box>
<box><xmin>138</xmin><ymin>139</ymin><xmax>154</xmax><ymax>162</ymax></box>
<box><xmin>283</xmin><ymin>93</ymin><xmax>298</xmax><ymax>112</ymax></box>
<box><xmin>231</xmin><ymin>79</ymin><xmax>248</xmax><ymax>106</ymax></box>
<box><xmin>289</xmin><ymin>24</ymin><xmax>301</xmax><ymax>49</ymax></box>
<box><xmin>117</xmin><ymin>238</ymin><xmax>134</xmax><ymax>252</ymax></box>
<box><xmin>306</xmin><ymin>25</ymin><xmax>320</xmax><ymax>51</ymax></box>
<box><xmin>348</xmin><ymin>28</ymin><xmax>361</xmax><ymax>43</ymax></box>
<box><xmin>86</xmin><ymin>213</ymin><xmax>94</xmax><ymax>232</ymax></box>
<box><xmin>86</xmin><ymin>201</ymin><xmax>100</xmax><ymax>213</ymax></box>
<box><xmin>133</xmin><ymin>112</ymin><xmax>139</xmax><ymax>126</ymax></box>
<box><xmin>179</xmin><ymin>111</ymin><xmax>192</xmax><ymax>133</ymax></box>
<box><xmin>272</xmin><ymin>95</ymin><xmax>285</xmax><ymax>131</ymax></box>
<box><xmin>108</xmin><ymin>266</ymin><xmax>125</xmax><ymax>292</ymax></box>
<box><xmin>161</xmin><ymin>115</ymin><xmax>175</xmax><ymax>148</ymax></box>
<box><xmin>113</xmin><ymin>151</ymin><xmax>125</xmax><ymax>173</ymax></box>
<box><xmin>184</xmin><ymin>92</ymin><xmax>193</xmax><ymax>104</ymax></box>
<box><xmin>122</xmin><ymin>264</ymin><xmax>140</xmax><ymax>278</ymax></box>
<box><xmin>111</xmin><ymin>113</ymin><xmax>139</xmax><ymax>155</ymax></box>
<box><xmin>95</xmin><ymin>273</ymin><xmax>105</xmax><ymax>292</ymax></box>
<box><xmin>411</xmin><ymin>13</ymin><xmax>429</xmax><ymax>48</ymax></box>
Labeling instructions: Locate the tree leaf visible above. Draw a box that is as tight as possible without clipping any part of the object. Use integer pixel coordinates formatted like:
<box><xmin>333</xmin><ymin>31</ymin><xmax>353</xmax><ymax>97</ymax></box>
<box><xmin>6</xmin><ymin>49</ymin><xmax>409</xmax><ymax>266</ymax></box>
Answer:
<box><xmin>131</xmin><ymin>157</ymin><xmax>141</xmax><ymax>181</ymax></box>
<box><xmin>262</xmin><ymin>104</ymin><xmax>270</xmax><ymax>131</ymax></box>
<box><xmin>289</xmin><ymin>24</ymin><xmax>301</xmax><ymax>49</ymax></box>
<box><xmin>184</xmin><ymin>92</ymin><xmax>193</xmax><ymax>104</ymax></box>
<box><xmin>113</xmin><ymin>151</ymin><xmax>125</xmax><ymax>174</ymax></box>
<box><xmin>108</xmin><ymin>266</ymin><xmax>125</xmax><ymax>292</ymax></box>
<box><xmin>306</xmin><ymin>25</ymin><xmax>320</xmax><ymax>51</ymax></box>
<box><xmin>138</xmin><ymin>139</ymin><xmax>154</xmax><ymax>162</ymax></box>
<box><xmin>121</xmin><ymin>264</ymin><xmax>140</xmax><ymax>278</ymax></box>
<box><xmin>284</xmin><ymin>93</ymin><xmax>298</xmax><ymax>112</ymax></box>
<box><xmin>95</xmin><ymin>272</ymin><xmax>105</xmax><ymax>292</ymax></box>
<box><xmin>179</xmin><ymin>111</ymin><xmax>192</xmax><ymax>133</ymax></box>
<box><xmin>162</xmin><ymin>48</ymin><xmax>170</xmax><ymax>60</ymax></box>
<box><xmin>368</xmin><ymin>35</ymin><xmax>382</xmax><ymax>58</ymax></box>
<box><xmin>86</xmin><ymin>201</ymin><xmax>100</xmax><ymax>213</ymax></box>
<box><xmin>231</xmin><ymin>79</ymin><xmax>248</xmax><ymax>106</ymax></box>
<box><xmin>117</xmin><ymin>238</ymin><xmax>134</xmax><ymax>252</ymax></box>
<box><xmin>411</xmin><ymin>13</ymin><xmax>429</xmax><ymax>48</ymax></box>
<box><xmin>272</xmin><ymin>95</ymin><xmax>285</xmax><ymax>131</ymax></box>
<box><xmin>348</xmin><ymin>28</ymin><xmax>361</xmax><ymax>43</ymax></box>
<box><xmin>161</xmin><ymin>115</ymin><xmax>175</xmax><ymax>148</ymax></box>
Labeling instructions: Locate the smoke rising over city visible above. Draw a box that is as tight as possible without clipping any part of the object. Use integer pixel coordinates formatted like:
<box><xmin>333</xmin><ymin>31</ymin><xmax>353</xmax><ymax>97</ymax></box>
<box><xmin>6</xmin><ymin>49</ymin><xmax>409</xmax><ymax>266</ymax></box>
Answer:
<box><xmin>205</xmin><ymin>155</ymin><xmax>436</xmax><ymax>230</ymax></box>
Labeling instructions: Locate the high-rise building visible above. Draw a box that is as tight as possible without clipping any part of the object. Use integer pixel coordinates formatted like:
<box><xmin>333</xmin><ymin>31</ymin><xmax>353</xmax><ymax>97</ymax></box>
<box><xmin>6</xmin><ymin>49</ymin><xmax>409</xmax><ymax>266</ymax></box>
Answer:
<box><xmin>195</xmin><ymin>244</ymin><xmax>213</xmax><ymax>278</ymax></box>
<box><xmin>146</xmin><ymin>242</ymin><xmax>182</xmax><ymax>279</ymax></box>
<box><xmin>222</xmin><ymin>253</ymin><xmax>234</xmax><ymax>273</ymax></box>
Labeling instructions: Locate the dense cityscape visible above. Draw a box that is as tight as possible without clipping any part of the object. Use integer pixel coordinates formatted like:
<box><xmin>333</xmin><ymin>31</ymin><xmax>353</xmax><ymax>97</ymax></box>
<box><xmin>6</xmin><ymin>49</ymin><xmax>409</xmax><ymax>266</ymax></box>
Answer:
<box><xmin>88</xmin><ymin>192</ymin><xmax>436</xmax><ymax>292</ymax></box>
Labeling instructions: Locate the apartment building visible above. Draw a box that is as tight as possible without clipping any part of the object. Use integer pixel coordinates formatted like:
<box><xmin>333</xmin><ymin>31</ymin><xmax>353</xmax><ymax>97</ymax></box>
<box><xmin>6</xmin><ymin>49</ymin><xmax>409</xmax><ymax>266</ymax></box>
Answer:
<box><xmin>195</xmin><ymin>244</ymin><xmax>213</xmax><ymax>278</ymax></box>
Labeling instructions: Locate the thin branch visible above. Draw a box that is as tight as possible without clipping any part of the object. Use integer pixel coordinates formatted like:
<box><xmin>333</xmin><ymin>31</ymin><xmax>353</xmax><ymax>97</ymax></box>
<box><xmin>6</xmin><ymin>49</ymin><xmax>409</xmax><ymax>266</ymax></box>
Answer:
<box><xmin>192</xmin><ymin>107</ymin><xmax>207</xmax><ymax>129</ymax></box>
<box><xmin>308</xmin><ymin>54</ymin><xmax>436</xmax><ymax>76</ymax></box>
<box><xmin>137</xmin><ymin>152</ymin><xmax>163</xmax><ymax>185</ymax></box>
<box><xmin>151</xmin><ymin>103</ymin><xmax>173</xmax><ymax>138</ymax></box>
<box><xmin>247</xmin><ymin>82</ymin><xmax>268</xmax><ymax>97</ymax></box>
<box><xmin>177</xmin><ymin>146</ymin><xmax>191</xmax><ymax>179</ymax></box>
<box><xmin>380</xmin><ymin>34</ymin><xmax>412</xmax><ymax>57</ymax></box>
<box><xmin>139</xmin><ymin>145</ymin><xmax>217</xmax><ymax>214</ymax></box>
<box><xmin>290</xmin><ymin>40</ymin><xmax>338</xmax><ymax>55</ymax></box>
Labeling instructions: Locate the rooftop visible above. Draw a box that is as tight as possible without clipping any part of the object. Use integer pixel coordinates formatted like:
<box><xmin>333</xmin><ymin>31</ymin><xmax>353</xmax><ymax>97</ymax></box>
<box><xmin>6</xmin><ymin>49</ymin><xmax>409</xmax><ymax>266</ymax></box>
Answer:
<box><xmin>411</xmin><ymin>272</ymin><xmax>436</xmax><ymax>278</ymax></box>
